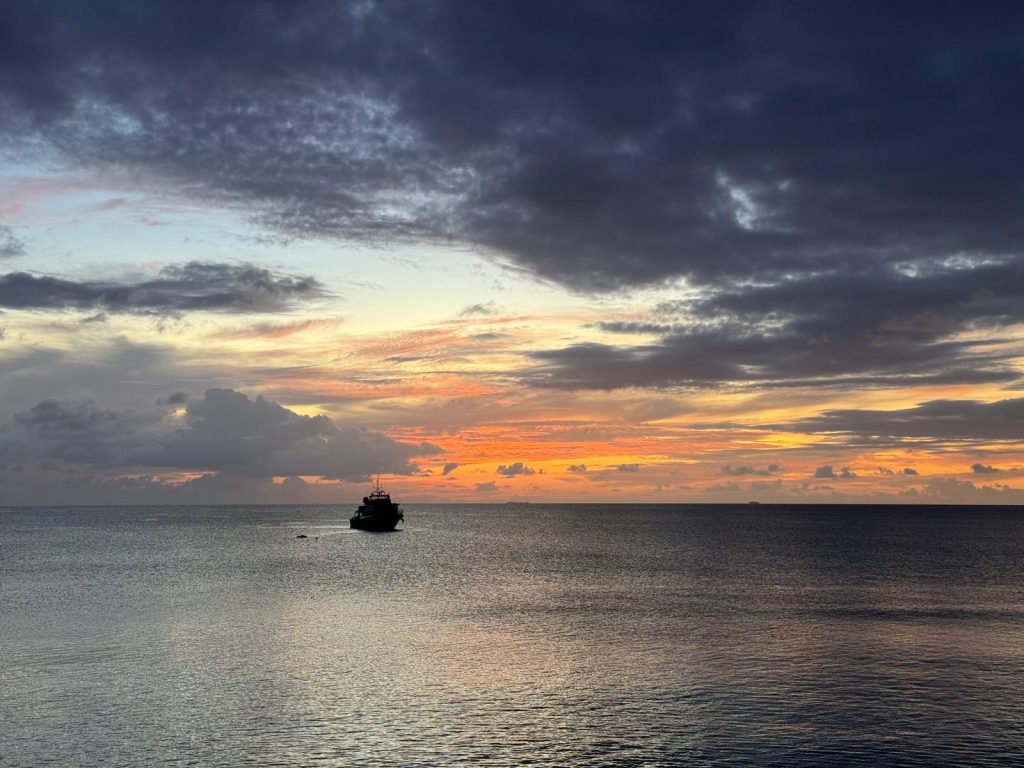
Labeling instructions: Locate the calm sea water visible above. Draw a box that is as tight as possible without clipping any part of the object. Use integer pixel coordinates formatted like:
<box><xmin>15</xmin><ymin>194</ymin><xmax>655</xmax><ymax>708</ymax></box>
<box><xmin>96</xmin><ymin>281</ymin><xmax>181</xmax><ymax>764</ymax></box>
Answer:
<box><xmin>3</xmin><ymin>504</ymin><xmax>1024</xmax><ymax>767</ymax></box>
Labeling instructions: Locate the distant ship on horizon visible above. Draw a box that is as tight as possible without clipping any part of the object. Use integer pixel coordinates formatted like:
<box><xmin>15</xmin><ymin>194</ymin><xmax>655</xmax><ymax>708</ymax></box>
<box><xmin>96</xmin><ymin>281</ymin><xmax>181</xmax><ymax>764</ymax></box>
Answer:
<box><xmin>350</xmin><ymin>476</ymin><xmax>404</xmax><ymax>531</ymax></box>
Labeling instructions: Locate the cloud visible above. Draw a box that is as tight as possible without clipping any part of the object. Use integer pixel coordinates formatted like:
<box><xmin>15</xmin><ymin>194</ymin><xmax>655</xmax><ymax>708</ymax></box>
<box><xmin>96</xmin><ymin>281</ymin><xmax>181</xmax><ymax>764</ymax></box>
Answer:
<box><xmin>3</xmin><ymin>398</ymin><xmax>163</xmax><ymax>466</ymax></box>
<box><xmin>878</xmin><ymin>466</ymin><xmax>919</xmax><ymax>476</ymax></box>
<box><xmin>2</xmin><ymin>3</ymin><xmax>1023</xmax><ymax>295</ymax></box>
<box><xmin>211</xmin><ymin>317</ymin><xmax>343</xmax><ymax>340</ymax></box>
<box><xmin>147</xmin><ymin>388</ymin><xmax>439</xmax><ymax>479</ymax></box>
<box><xmin>0</xmin><ymin>388</ymin><xmax>439</xmax><ymax>480</ymax></box>
<box><xmin>721</xmin><ymin>464</ymin><xmax>780</xmax><ymax>477</ymax></box>
<box><xmin>571</xmin><ymin>461</ymin><xmax>646</xmax><ymax>483</ymax></box>
<box><xmin>458</xmin><ymin>302</ymin><xmax>499</xmax><ymax>317</ymax></box>
<box><xmin>496</xmin><ymin>461</ymin><xmax>537</xmax><ymax>477</ymax></box>
<box><xmin>525</xmin><ymin>259</ymin><xmax>1024</xmax><ymax>391</ymax></box>
<box><xmin>5</xmin><ymin>4</ymin><xmax>1024</xmax><ymax>400</ymax></box>
<box><xmin>15</xmin><ymin>399</ymin><xmax>137</xmax><ymax>434</ymax></box>
<box><xmin>442</xmin><ymin>461</ymin><xmax>459</xmax><ymax>475</ymax></box>
<box><xmin>0</xmin><ymin>224</ymin><xmax>25</xmax><ymax>259</ymax></box>
<box><xmin>972</xmin><ymin>463</ymin><xmax>1000</xmax><ymax>474</ymax></box>
<box><xmin>567</xmin><ymin>463</ymin><xmax>587</xmax><ymax>473</ymax></box>
<box><xmin>0</xmin><ymin>467</ymin><xmax>361</xmax><ymax>506</ymax></box>
<box><xmin>903</xmin><ymin>477</ymin><xmax>1024</xmax><ymax>504</ymax></box>
<box><xmin>814</xmin><ymin>465</ymin><xmax>856</xmax><ymax>479</ymax></box>
<box><xmin>474</xmin><ymin>481</ymin><xmax>497</xmax><ymax>492</ymax></box>
<box><xmin>0</xmin><ymin>339</ymin><xmax>222</xmax><ymax>419</ymax></box>
<box><xmin>0</xmin><ymin>262</ymin><xmax>328</xmax><ymax>315</ymax></box>
<box><xmin>780</xmin><ymin>399</ymin><xmax>1024</xmax><ymax>444</ymax></box>
<box><xmin>524</xmin><ymin>333</ymin><xmax>1016</xmax><ymax>392</ymax></box>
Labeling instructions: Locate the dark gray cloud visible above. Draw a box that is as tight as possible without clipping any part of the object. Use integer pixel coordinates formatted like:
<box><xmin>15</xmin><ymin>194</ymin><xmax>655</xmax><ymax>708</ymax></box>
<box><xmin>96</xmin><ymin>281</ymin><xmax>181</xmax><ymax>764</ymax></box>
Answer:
<box><xmin>458</xmin><ymin>302</ymin><xmax>499</xmax><ymax>318</ymax></box>
<box><xmin>901</xmin><ymin>477</ymin><xmax>1024</xmax><ymax>504</ymax></box>
<box><xmin>0</xmin><ymin>262</ymin><xmax>327</xmax><ymax>315</ymax></box>
<box><xmin>0</xmin><ymin>467</ymin><xmax>370</xmax><ymax>506</ymax></box>
<box><xmin>782</xmin><ymin>399</ymin><xmax>1024</xmax><ymax>444</ymax></box>
<box><xmin>0</xmin><ymin>224</ymin><xmax>24</xmax><ymax>259</ymax></box>
<box><xmin>525</xmin><ymin>334</ymin><xmax>1017</xmax><ymax>391</ymax></box>
<box><xmin>528</xmin><ymin>260</ymin><xmax>1024</xmax><ymax>390</ymax></box>
<box><xmin>5</xmin><ymin>1</ymin><xmax>1024</xmax><ymax>405</ymax></box>
<box><xmin>442</xmin><ymin>461</ymin><xmax>459</xmax><ymax>475</ymax></box>
<box><xmin>814</xmin><ymin>465</ymin><xmax>856</xmax><ymax>479</ymax></box>
<box><xmin>0</xmin><ymin>387</ymin><xmax>439</xmax><ymax>480</ymax></box>
<box><xmin>0</xmin><ymin>339</ymin><xmax>227</xmax><ymax>419</ymax></box>
<box><xmin>877</xmin><ymin>466</ymin><xmax>919</xmax><ymax>477</ymax></box>
<box><xmin>617</xmin><ymin>463</ymin><xmax>641</xmax><ymax>473</ymax></box>
<box><xmin>721</xmin><ymin>464</ymin><xmax>780</xmax><ymax>477</ymax></box>
<box><xmin>2</xmin><ymin>2</ymin><xmax>1023</xmax><ymax>293</ymax></box>
<box><xmin>567</xmin><ymin>464</ymin><xmax>587</xmax><ymax>473</ymax></box>
<box><xmin>496</xmin><ymin>461</ymin><xmax>536</xmax><ymax>477</ymax></box>
<box><xmin>15</xmin><ymin>398</ymin><xmax>143</xmax><ymax>435</ymax></box>
<box><xmin>146</xmin><ymin>388</ymin><xmax>439</xmax><ymax>478</ymax></box>
<box><xmin>972</xmin><ymin>463</ymin><xmax>1000</xmax><ymax>474</ymax></box>
<box><xmin>5</xmin><ymin>398</ymin><xmax>163</xmax><ymax>466</ymax></box>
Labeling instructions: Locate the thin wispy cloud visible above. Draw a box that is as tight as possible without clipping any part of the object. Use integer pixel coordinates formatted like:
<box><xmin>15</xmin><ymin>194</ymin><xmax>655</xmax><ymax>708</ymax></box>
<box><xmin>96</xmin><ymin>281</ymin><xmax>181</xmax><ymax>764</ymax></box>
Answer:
<box><xmin>0</xmin><ymin>224</ymin><xmax>25</xmax><ymax>259</ymax></box>
<box><xmin>211</xmin><ymin>317</ymin><xmax>344</xmax><ymax>340</ymax></box>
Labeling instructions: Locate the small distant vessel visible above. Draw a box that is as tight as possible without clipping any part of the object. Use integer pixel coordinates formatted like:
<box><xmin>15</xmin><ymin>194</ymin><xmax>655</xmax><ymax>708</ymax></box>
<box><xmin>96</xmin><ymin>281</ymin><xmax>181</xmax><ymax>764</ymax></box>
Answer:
<box><xmin>350</xmin><ymin>477</ymin><xmax>404</xmax><ymax>531</ymax></box>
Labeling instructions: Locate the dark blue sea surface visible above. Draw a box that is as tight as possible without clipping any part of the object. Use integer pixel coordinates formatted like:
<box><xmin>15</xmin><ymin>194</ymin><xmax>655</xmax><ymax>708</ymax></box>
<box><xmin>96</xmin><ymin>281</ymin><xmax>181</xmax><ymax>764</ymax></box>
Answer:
<box><xmin>3</xmin><ymin>504</ymin><xmax>1024</xmax><ymax>767</ymax></box>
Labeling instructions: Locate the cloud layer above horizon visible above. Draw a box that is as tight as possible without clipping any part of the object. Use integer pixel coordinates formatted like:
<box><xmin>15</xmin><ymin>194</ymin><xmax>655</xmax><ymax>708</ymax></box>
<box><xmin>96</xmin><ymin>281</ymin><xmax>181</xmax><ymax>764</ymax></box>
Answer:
<box><xmin>0</xmin><ymin>387</ymin><xmax>438</xmax><ymax>477</ymax></box>
<box><xmin>4</xmin><ymin>2</ymin><xmax>1023</xmax><ymax>284</ymax></box>
<box><xmin>1</xmin><ymin>1</ymin><xmax>1023</xmax><ymax>503</ymax></box>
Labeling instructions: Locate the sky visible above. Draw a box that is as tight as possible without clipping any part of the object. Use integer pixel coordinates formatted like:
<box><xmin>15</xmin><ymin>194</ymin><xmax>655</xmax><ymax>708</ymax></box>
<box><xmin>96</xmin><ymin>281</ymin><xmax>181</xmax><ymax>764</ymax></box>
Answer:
<box><xmin>1</xmin><ymin>0</ymin><xmax>1024</xmax><ymax>505</ymax></box>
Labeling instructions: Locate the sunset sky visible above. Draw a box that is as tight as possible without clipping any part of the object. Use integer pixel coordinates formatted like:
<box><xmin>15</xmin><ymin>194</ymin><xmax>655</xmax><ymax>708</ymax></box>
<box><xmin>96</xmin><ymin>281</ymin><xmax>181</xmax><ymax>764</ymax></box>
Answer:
<box><xmin>1</xmin><ymin>1</ymin><xmax>1023</xmax><ymax>504</ymax></box>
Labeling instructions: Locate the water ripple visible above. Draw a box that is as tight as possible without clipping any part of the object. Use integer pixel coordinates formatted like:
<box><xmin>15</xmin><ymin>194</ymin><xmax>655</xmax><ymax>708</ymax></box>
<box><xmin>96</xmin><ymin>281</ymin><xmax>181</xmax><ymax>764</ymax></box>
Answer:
<box><xmin>3</xmin><ymin>503</ymin><xmax>1024</xmax><ymax>767</ymax></box>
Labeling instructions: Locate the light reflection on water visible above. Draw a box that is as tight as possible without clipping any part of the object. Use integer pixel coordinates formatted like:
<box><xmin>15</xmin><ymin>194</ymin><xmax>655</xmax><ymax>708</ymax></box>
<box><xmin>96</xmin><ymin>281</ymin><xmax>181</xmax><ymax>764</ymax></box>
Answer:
<box><xmin>3</xmin><ymin>503</ymin><xmax>1024</xmax><ymax>766</ymax></box>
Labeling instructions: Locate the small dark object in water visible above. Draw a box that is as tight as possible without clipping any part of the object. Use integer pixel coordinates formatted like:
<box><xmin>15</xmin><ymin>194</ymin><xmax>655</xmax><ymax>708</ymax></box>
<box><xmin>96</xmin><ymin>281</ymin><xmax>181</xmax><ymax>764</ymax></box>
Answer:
<box><xmin>295</xmin><ymin>534</ymin><xmax>308</xmax><ymax>539</ymax></box>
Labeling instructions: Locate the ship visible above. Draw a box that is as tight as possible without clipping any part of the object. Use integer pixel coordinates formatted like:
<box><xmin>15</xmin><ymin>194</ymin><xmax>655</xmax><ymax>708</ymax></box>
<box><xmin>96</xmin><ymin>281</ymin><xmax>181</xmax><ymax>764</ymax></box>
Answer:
<box><xmin>350</xmin><ymin>477</ymin><xmax>404</xmax><ymax>531</ymax></box>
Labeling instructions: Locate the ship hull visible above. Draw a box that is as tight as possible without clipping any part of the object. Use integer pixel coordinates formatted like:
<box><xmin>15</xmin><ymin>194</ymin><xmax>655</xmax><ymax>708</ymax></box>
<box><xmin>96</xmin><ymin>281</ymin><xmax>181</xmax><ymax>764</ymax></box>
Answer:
<box><xmin>349</xmin><ymin>515</ymin><xmax>401</xmax><ymax>531</ymax></box>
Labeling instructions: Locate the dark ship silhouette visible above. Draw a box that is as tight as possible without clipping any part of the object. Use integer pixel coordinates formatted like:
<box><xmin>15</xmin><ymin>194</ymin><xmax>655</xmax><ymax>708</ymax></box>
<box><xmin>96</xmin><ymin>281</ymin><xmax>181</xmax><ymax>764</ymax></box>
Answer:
<box><xmin>350</xmin><ymin>477</ymin><xmax>404</xmax><ymax>531</ymax></box>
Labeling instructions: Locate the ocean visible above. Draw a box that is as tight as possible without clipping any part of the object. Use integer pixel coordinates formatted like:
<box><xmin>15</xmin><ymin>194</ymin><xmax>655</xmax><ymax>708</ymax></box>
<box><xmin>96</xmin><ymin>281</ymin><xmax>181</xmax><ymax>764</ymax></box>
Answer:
<box><xmin>3</xmin><ymin>503</ymin><xmax>1023</xmax><ymax>767</ymax></box>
